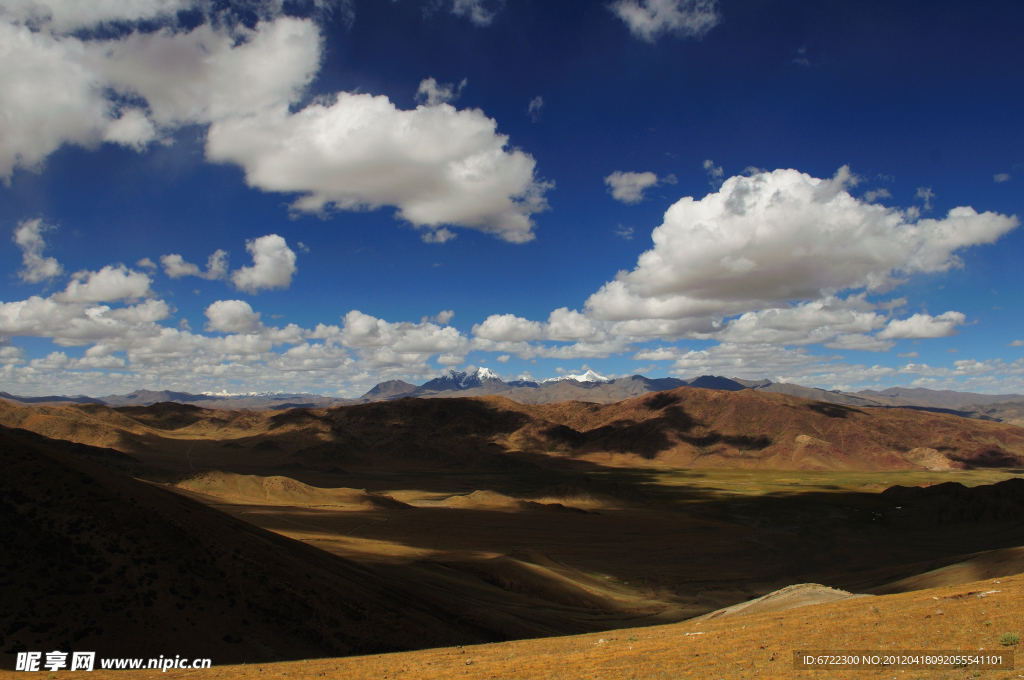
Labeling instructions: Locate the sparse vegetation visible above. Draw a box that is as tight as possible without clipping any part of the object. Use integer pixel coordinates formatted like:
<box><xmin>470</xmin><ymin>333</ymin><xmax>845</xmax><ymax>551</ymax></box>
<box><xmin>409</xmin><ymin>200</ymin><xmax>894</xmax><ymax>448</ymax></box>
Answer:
<box><xmin>999</xmin><ymin>632</ymin><xmax>1020</xmax><ymax>646</ymax></box>
<box><xmin>6</xmin><ymin>395</ymin><xmax>1024</xmax><ymax>676</ymax></box>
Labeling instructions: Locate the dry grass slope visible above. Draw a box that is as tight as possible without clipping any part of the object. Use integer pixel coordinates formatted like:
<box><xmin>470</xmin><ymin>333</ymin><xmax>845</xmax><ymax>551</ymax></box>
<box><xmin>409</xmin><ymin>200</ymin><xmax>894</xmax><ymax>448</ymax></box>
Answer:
<box><xmin>175</xmin><ymin>471</ymin><xmax>409</xmax><ymax>509</ymax></box>
<box><xmin>48</xmin><ymin>573</ymin><xmax>1024</xmax><ymax>680</ymax></box>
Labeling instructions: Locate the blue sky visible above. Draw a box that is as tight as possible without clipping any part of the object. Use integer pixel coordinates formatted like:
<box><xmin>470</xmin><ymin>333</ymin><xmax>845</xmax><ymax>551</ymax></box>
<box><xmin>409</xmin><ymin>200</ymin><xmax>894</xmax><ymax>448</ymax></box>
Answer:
<box><xmin>0</xmin><ymin>0</ymin><xmax>1022</xmax><ymax>397</ymax></box>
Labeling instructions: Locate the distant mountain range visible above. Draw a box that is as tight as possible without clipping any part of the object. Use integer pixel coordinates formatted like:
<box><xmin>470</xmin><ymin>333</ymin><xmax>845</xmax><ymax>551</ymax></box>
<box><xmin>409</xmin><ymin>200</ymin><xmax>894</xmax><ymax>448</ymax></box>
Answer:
<box><xmin>0</xmin><ymin>389</ymin><xmax>353</xmax><ymax>411</ymax></box>
<box><xmin>351</xmin><ymin>370</ymin><xmax>1024</xmax><ymax>421</ymax></box>
<box><xmin>2</xmin><ymin>369</ymin><xmax>1023</xmax><ymax>425</ymax></box>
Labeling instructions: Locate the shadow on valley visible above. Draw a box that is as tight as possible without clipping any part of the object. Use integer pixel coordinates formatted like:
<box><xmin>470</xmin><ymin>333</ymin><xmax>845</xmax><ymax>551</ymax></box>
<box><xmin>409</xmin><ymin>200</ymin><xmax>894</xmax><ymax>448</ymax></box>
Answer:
<box><xmin>805</xmin><ymin>402</ymin><xmax>864</xmax><ymax>419</ymax></box>
<box><xmin>88</xmin><ymin>394</ymin><xmax>830</xmax><ymax>467</ymax></box>
<box><xmin>537</xmin><ymin>399</ymin><xmax>774</xmax><ymax>460</ymax></box>
<box><xmin>6</xmin><ymin>390</ymin><xmax>1024</xmax><ymax>669</ymax></box>
<box><xmin>1</xmin><ymin>425</ymin><xmax>635</xmax><ymax>669</ymax></box>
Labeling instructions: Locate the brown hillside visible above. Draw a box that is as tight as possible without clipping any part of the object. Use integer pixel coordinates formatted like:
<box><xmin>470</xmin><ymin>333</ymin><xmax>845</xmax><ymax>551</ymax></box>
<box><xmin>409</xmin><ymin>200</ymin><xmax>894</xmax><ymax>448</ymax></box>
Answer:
<box><xmin>175</xmin><ymin>471</ymin><xmax>410</xmax><ymax>508</ymax></box>
<box><xmin>3</xmin><ymin>386</ymin><xmax>1019</xmax><ymax>474</ymax></box>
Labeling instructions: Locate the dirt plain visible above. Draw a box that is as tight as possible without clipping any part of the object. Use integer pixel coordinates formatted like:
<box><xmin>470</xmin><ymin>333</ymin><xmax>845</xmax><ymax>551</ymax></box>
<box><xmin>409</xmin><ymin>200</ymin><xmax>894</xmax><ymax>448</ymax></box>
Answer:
<box><xmin>3</xmin><ymin>386</ymin><xmax>1024</xmax><ymax>676</ymax></box>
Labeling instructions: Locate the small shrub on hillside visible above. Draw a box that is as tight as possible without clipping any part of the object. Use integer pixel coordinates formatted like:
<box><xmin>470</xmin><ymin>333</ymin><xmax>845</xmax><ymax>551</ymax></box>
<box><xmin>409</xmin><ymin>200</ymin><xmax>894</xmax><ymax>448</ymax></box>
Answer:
<box><xmin>998</xmin><ymin>632</ymin><xmax>1020</xmax><ymax>646</ymax></box>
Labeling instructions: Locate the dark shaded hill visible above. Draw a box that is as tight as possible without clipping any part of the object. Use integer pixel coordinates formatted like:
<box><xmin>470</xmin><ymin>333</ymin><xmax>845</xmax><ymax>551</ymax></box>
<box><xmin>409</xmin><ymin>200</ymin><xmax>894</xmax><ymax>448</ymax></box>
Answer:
<box><xmin>355</xmin><ymin>380</ymin><xmax>417</xmax><ymax>402</ymax></box>
<box><xmin>0</xmin><ymin>391</ymin><xmax>103</xmax><ymax>406</ymax></box>
<box><xmin>963</xmin><ymin>400</ymin><xmax>1024</xmax><ymax>427</ymax></box>
<box><xmin>882</xmin><ymin>477</ymin><xmax>1024</xmax><ymax>525</ymax></box>
<box><xmin>389</xmin><ymin>373</ymin><xmax>690</xmax><ymax>405</ymax></box>
<box><xmin>0</xmin><ymin>426</ymin><xmax>529</xmax><ymax>668</ymax></box>
<box><xmin>686</xmin><ymin>375</ymin><xmax>745</xmax><ymax>391</ymax></box>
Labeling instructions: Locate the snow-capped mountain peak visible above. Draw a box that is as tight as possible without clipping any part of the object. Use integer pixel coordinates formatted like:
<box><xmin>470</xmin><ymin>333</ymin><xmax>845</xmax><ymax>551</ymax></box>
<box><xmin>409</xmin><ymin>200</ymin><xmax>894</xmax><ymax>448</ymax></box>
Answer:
<box><xmin>475</xmin><ymin>367</ymin><xmax>500</xmax><ymax>381</ymax></box>
<box><xmin>430</xmin><ymin>367</ymin><xmax>505</xmax><ymax>390</ymax></box>
<box><xmin>542</xmin><ymin>370</ymin><xmax>612</xmax><ymax>384</ymax></box>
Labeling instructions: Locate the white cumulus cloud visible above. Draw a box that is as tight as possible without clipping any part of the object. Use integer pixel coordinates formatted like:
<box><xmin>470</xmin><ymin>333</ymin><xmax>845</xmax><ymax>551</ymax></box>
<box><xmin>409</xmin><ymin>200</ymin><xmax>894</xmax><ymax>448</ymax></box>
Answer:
<box><xmin>609</xmin><ymin>0</ymin><xmax>721</xmax><ymax>43</ymax></box>
<box><xmin>0</xmin><ymin>0</ymin><xmax>194</xmax><ymax>33</ymax></box>
<box><xmin>668</xmin><ymin>342</ymin><xmax>823</xmax><ymax>378</ymax></box>
<box><xmin>604</xmin><ymin>171</ymin><xmax>676</xmax><ymax>204</ymax></box>
<box><xmin>230</xmin><ymin>235</ymin><xmax>297</xmax><ymax>294</ymax></box>
<box><xmin>447</xmin><ymin>0</ymin><xmax>505</xmax><ymax>26</ymax></box>
<box><xmin>102</xmin><ymin>108</ymin><xmax>158</xmax><ymax>150</ymax></box>
<box><xmin>863</xmin><ymin>188</ymin><xmax>892</xmax><ymax>203</ymax></box>
<box><xmin>714</xmin><ymin>296</ymin><xmax>888</xmax><ymax>347</ymax></box>
<box><xmin>545</xmin><ymin>307</ymin><xmax>602</xmax><ymax>342</ymax></box>
<box><xmin>421</xmin><ymin>309</ymin><xmax>455</xmax><ymax>324</ymax></box>
<box><xmin>877</xmin><ymin>311</ymin><xmax>966</xmax><ymax>339</ymax></box>
<box><xmin>13</xmin><ymin>218</ymin><xmax>63</xmax><ymax>283</ymax></box>
<box><xmin>87</xmin><ymin>17</ymin><xmax>321</xmax><ymax>129</ymax></box>
<box><xmin>161</xmin><ymin>250</ymin><xmax>228</xmax><ymax>280</ymax></box>
<box><xmin>586</xmin><ymin>167</ymin><xmax>1018</xmax><ymax>323</ymax></box>
<box><xmin>0</xmin><ymin>20</ymin><xmax>109</xmax><ymax>178</ymax></box>
<box><xmin>527</xmin><ymin>95</ymin><xmax>544</xmax><ymax>122</ymax></box>
<box><xmin>0</xmin><ymin>345</ymin><xmax>26</xmax><ymax>364</ymax></box>
<box><xmin>204</xmin><ymin>300</ymin><xmax>262</xmax><ymax>334</ymax></box>
<box><xmin>206</xmin><ymin>91</ymin><xmax>551</xmax><ymax>243</ymax></box>
<box><xmin>632</xmin><ymin>347</ymin><xmax>679</xmax><ymax>361</ymax></box>
<box><xmin>54</xmin><ymin>265</ymin><xmax>151</xmax><ymax>303</ymax></box>
<box><xmin>415</xmin><ymin>77</ymin><xmax>466</xmax><ymax>106</ymax></box>
<box><xmin>702</xmin><ymin>159</ymin><xmax>724</xmax><ymax>186</ymax></box>
<box><xmin>2</xmin><ymin>7</ymin><xmax>547</xmax><ymax>245</ymax></box>
<box><xmin>823</xmin><ymin>333</ymin><xmax>895</xmax><ymax>352</ymax></box>
<box><xmin>309</xmin><ymin>310</ymin><xmax>469</xmax><ymax>372</ymax></box>
<box><xmin>472</xmin><ymin>313</ymin><xmax>543</xmax><ymax>342</ymax></box>
<box><xmin>0</xmin><ymin>13</ymin><xmax>321</xmax><ymax>180</ymax></box>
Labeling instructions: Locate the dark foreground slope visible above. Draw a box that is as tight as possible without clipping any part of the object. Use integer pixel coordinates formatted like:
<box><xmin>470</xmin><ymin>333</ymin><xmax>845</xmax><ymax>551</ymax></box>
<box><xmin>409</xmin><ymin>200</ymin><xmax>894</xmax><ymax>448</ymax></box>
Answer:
<box><xmin>0</xmin><ymin>427</ymin><xmax>521</xmax><ymax>668</ymax></box>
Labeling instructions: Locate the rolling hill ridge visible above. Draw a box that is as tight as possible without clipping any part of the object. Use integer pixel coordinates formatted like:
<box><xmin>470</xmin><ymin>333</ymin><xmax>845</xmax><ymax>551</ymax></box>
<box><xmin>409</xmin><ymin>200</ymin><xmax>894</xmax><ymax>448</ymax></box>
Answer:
<box><xmin>1</xmin><ymin>385</ymin><xmax>1023</xmax><ymax>474</ymax></box>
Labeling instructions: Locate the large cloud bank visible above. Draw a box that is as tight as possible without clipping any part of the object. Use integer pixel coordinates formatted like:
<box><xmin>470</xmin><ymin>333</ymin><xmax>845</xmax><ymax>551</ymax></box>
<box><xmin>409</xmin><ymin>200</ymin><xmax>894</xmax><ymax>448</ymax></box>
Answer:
<box><xmin>1</xmin><ymin>166</ymin><xmax>1018</xmax><ymax>397</ymax></box>
<box><xmin>0</xmin><ymin>1</ymin><xmax>1019</xmax><ymax>396</ymax></box>
<box><xmin>206</xmin><ymin>92</ymin><xmax>548</xmax><ymax>243</ymax></box>
<box><xmin>0</xmin><ymin>2</ymin><xmax>549</xmax><ymax>241</ymax></box>
<box><xmin>586</xmin><ymin>168</ymin><xmax>1016</xmax><ymax>323</ymax></box>
<box><xmin>472</xmin><ymin>167</ymin><xmax>1017</xmax><ymax>362</ymax></box>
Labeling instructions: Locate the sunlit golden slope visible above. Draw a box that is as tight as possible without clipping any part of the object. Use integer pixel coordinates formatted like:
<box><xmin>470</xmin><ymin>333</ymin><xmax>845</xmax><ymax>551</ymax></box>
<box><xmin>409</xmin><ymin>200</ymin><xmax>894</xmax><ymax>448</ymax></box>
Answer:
<box><xmin>50</xmin><ymin>573</ymin><xmax>1024</xmax><ymax>680</ymax></box>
